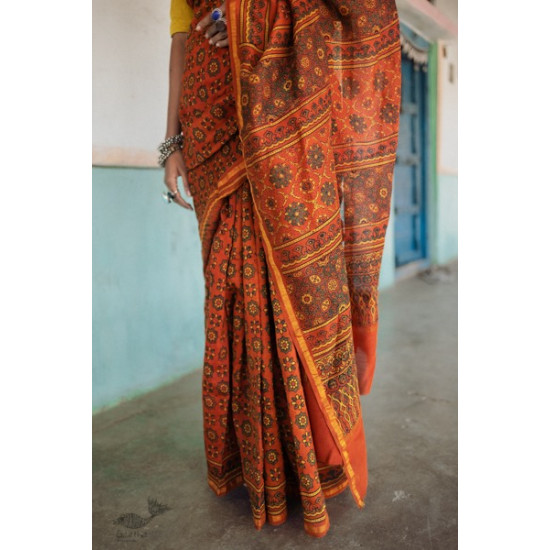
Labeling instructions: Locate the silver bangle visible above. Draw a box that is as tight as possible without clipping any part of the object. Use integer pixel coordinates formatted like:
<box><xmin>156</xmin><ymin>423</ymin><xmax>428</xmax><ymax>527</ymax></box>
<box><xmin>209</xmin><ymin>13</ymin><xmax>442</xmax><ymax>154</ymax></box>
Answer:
<box><xmin>158</xmin><ymin>134</ymin><xmax>184</xmax><ymax>167</ymax></box>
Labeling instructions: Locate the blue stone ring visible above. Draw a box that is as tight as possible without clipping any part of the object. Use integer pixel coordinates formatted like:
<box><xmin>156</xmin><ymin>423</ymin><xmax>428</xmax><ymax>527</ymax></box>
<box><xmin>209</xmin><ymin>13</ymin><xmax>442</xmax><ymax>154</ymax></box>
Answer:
<box><xmin>162</xmin><ymin>191</ymin><xmax>177</xmax><ymax>204</ymax></box>
<box><xmin>211</xmin><ymin>8</ymin><xmax>223</xmax><ymax>22</ymax></box>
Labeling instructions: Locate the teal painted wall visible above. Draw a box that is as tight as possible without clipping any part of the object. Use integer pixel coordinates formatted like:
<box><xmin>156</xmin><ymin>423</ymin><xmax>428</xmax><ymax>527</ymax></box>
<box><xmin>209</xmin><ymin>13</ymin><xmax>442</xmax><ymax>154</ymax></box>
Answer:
<box><xmin>435</xmin><ymin>173</ymin><xmax>458</xmax><ymax>264</ymax></box>
<box><xmin>379</xmin><ymin>193</ymin><xmax>395</xmax><ymax>290</ymax></box>
<box><xmin>427</xmin><ymin>43</ymin><xmax>458</xmax><ymax>267</ymax></box>
<box><xmin>427</xmin><ymin>43</ymin><xmax>458</xmax><ymax>266</ymax></box>
<box><xmin>93</xmin><ymin>167</ymin><xmax>205</xmax><ymax>413</ymax></box>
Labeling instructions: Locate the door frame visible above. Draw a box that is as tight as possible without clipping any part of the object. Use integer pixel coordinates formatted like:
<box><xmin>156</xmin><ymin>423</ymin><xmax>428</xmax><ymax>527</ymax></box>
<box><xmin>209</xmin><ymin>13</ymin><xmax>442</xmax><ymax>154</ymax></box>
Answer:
<box><xmin>394</xmin><ymin>24</ymin><xmax>434</xmax><ymax>281</ymax></box>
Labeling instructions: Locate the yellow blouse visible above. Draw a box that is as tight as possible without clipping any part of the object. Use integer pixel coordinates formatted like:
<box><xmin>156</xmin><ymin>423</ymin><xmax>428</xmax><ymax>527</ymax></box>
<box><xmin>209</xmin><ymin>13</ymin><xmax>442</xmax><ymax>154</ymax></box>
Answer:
<box><xmin>170</xmin><ymin>0</ymin><xmax>195</xmax><ymax>36</ymax></box>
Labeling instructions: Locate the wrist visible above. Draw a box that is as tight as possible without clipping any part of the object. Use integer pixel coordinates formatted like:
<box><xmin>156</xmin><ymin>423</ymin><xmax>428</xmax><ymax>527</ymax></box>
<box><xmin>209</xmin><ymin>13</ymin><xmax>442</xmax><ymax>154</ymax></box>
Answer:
<box><xmin>165</xmin><ymin>126</ymin><xmax>181</xmax><ymax>140</ymax></box>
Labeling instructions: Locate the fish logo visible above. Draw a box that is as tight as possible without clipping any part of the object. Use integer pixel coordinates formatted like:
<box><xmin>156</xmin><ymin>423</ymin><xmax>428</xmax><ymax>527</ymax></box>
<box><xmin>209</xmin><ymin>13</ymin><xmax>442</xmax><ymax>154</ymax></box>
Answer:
<box><xmin>113</xmin><ymin>497</ymin><xmax>171</xmax><ymax>529</ymax></box>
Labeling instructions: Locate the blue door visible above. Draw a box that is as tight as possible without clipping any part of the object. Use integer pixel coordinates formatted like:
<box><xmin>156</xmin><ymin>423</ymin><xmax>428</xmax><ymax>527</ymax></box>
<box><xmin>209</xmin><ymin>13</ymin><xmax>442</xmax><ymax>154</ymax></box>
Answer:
<box><xmin>394</xmin><ymin>29</ymin><xmax>429</xmax><ymax>269</ymax></box>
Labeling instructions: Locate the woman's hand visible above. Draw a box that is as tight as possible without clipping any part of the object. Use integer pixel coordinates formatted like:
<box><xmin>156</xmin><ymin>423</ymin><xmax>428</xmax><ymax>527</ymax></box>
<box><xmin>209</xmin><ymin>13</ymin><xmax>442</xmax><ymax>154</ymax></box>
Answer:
<box><xmin>164</xmin><ymin>150</ymin><xmax>193</xmax><ymax>210</ymax></box>
<box><xmin>196</xmin><ymin>1</ymin><xmax>228</xmax><ymax>48</ymax></box>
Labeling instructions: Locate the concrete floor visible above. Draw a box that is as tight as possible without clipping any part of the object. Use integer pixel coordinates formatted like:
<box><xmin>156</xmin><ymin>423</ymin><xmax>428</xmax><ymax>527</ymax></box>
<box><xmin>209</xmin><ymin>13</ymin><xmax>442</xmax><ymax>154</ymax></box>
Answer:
<box><xmin>93</xmin><ymin>262</ymin><xmax>457</xmax><ymax>549</ymax></box>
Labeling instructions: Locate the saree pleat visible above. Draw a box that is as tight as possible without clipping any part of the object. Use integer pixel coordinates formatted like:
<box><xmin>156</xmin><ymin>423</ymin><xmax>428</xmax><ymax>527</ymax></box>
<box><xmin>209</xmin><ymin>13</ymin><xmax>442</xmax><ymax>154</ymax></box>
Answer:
<box><xmin>179</xmin><ymin>0</ymin><xmax>400</xmax><ymax>538</ymax></box>
<box><xmin>186</xmin><ymin>134</ymin><xmax>351</xmax><ymax>537</ymax></box>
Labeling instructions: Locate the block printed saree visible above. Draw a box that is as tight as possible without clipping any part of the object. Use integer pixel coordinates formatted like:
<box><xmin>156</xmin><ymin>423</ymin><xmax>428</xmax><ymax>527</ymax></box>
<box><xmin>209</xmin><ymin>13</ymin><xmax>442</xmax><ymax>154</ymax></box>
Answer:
<box><xmin>178</xmin><ymin>0</ymin><xmax>401</xmax><ymax>537</ymax></box>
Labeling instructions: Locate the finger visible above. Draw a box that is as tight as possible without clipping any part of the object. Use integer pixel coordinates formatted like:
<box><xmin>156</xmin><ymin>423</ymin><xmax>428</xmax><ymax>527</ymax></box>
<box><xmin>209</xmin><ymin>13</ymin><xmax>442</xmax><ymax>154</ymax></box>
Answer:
<box><xmin>164</xmin><ymin>176</ymin><xmax>177</xmax><ymax>191</ymax></box>
<box><xmin>163</xmin><ymin>175</ymin><xmax>182</xmax><ymax>201</ymax></box>
<box><xmin>205</xmin><ymin>23</ymin><xmax>227</xmax><ymax>40</ymax></box>
<box><xmin>215</xmin><ymin>38</ymin><xmax>229</xmax><ymax>48</ymax></box>
<box><xmin>196</xmin><ymin>9</ymin><xmax>222</xmax><ymax>33</ymax></box>
<box><xmin>172</xmin><ymin>190</ymin><xmax>194</xmax><ymax>210</ymax></box>
<box><xmin>209</xmin><ymin>31</ymin><xmax>228</xmax><ymax>46</ymax></box>
<box><xmin>197</xmin><ymin>2</ymin><xmax>226</xmax><ymax>33</ymax></box>
<box><xmin>204</xmin><ymin>24</ymin><xmax>216</xmax><ymax>39</ymax></box>
<box><xmin>196</xmin><ymin>14</ymin><xmax>212</xmax><ymax>32</ymax></box>
<box><xmin>180</xmin><ymin>173</ymin><xmax>192</xmax><ymax>197</ymax></box>
<box><xmin>176</xmin><ymin>161</ymin><xmax>191</xmax><ymax>197</ymax></box>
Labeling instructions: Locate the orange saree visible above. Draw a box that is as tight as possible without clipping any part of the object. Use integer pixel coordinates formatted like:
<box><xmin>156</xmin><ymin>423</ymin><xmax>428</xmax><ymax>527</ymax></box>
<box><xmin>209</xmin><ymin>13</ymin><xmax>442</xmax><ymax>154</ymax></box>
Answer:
<box><xmin>179</xmin><ymin>0</ymin><xmax>401</xmax><ymax>538</ymax></box>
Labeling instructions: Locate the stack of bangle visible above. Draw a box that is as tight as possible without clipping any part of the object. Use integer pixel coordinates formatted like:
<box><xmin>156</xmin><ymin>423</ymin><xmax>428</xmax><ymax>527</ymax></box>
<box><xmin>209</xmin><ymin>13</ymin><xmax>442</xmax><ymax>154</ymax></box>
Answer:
<box><xmin>158</xmin><ymin>134</ymin><xmax>184</xmax><ymax>167</ymax></box>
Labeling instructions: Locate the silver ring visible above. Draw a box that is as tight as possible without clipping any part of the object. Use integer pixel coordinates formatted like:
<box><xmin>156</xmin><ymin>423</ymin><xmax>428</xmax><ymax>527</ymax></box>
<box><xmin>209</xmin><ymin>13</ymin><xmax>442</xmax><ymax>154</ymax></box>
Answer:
<box><xmin>162</xmin><ymin>191</ymin><xmax>177</xmax><ymax>204</ymax></box>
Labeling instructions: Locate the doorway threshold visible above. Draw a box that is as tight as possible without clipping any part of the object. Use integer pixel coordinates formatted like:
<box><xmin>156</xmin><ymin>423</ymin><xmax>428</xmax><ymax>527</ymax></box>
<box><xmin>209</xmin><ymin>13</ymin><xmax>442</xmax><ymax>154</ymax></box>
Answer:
<box><xmin>395</xmin><ymin>258</ymin><xmax>431</xmax><ymax>282</ymax></box>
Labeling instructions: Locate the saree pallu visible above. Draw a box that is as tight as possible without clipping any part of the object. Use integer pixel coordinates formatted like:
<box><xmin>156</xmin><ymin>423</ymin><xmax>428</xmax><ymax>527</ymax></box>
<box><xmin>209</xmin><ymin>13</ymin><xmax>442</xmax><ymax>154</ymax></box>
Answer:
<box><xmin>179</xmin><ymin>0</ymin><xmax>401</xmax><ymax>538</ymax></box>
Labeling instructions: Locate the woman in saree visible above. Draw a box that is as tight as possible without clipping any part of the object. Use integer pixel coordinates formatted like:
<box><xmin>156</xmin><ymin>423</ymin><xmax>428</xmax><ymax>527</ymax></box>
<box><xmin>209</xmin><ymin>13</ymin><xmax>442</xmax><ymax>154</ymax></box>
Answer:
<box><xmin>162</xmin><ymin>0</ymin><xmax>401</xmax><ymax>538</ymax></box>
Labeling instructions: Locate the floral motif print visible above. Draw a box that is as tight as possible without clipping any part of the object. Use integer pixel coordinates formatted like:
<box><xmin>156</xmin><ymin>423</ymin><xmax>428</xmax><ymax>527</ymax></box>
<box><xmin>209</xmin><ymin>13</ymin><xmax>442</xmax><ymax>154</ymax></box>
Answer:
<box><xmin>342</xmin><ymin>76</ymin><xmax>361</xmax><ymax>98</ymax></box>
<box><xmin>350</xmin><ymin>114</ymin><xmax>367</xmax><ymax>133</ymax></box>
<box><xmin>269</xmin><ymin>165</ymin><xmax>292</xmax><ymax>188</ymax></box>
<box><xmin>321</xmin><ymin>181</ymin><xmax>337</xmax><ymax>206</ymax></box>
<box><xmin>285</xmin><ymin>203</ymin><xmax>309</xmax><ymax>226</ymax></box>
<box><xmin>373</xmin><ymin>70</ymin><xmax>389</xmax><ymax>90</ymax></box>
<box><xmin>380</xmin><ymin>103</ymin><xmax>399</xmax><ymax>123</ymax></box>
<box><xmin>306</xmin><ymin>145</ymin><xmax>325</xmax><ymax>169</ymax></box>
